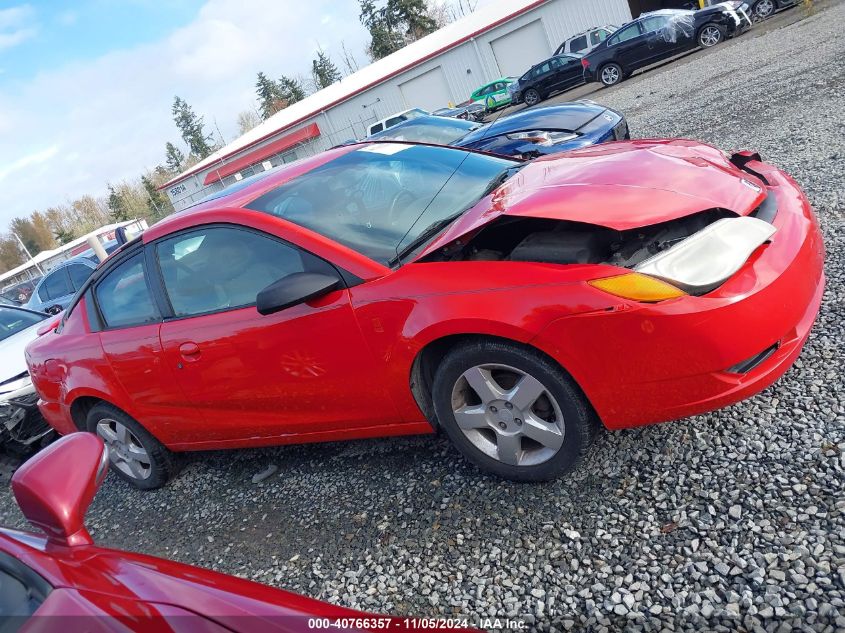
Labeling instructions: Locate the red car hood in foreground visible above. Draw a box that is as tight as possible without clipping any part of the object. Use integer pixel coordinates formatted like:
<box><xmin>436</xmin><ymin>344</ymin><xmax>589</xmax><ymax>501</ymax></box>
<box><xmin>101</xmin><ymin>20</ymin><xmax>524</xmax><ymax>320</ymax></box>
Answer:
<box><xmin>425</xmin><ymin>139</ymin><xmax>767</xmax><ymax>255</ymax></box>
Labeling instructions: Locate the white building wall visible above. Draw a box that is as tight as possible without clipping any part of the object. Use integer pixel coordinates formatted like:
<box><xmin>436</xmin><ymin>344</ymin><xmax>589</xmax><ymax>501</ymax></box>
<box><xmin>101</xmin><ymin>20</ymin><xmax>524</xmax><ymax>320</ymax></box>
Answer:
<box><xmin>169</xmin><ymin>0</ymin><xmax>631</xmax><ymax>211</ymax></box>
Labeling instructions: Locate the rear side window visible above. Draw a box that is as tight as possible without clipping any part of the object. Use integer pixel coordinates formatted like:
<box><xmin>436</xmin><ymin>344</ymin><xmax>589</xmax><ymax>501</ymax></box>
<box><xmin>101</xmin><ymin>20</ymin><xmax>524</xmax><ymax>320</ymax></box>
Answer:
<box><xmin>592</xmin><ymin>29</ymin><xmax>610</xmax><ymax>45</ymax></box>
<box><xmin>569</xmin><ymin>35</ymin><xmax>588</xmax><ymax>52</ymax></box>
<box><xmin>608</xmin><ymin>23</ymin><xmax>640</xmax><ymax>45</ymax></box>
<box><xmin>95</xmin><ymin>253</ymin><xmax>159</xmax><ymax>328</ymax></box>
<box><xmin>370</xmin><ymin>123</ymin><xmax>383</xmax><ymax>134</ymax></box>
<box><xmin>39</xmin><ymin>269</ymin><xmax>72</xmax><ymax>301</ymax></box>
<box><xmin>67</xmin><ymin>264</ymin><xmax>93</xmax><ymax>290</ymax></box>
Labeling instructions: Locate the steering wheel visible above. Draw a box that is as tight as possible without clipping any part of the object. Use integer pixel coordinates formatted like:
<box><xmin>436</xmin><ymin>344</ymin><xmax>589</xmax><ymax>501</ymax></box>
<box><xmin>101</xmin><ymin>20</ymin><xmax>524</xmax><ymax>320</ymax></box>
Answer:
<box><xmin>388</xmin><ymin>189</ymin><xmax>418</xmax><ymax>226</ymax></box>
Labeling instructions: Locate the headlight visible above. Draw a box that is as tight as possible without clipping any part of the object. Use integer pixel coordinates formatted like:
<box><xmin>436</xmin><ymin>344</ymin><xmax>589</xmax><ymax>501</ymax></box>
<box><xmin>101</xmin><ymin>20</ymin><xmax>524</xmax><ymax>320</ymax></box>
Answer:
<box><xmin>588</xmin><ymin>273</ymin><xmax>686</xmax><ymax>302</ymax></box>
<box><xmin>505</xmin><ymin>130</ymin><xmax>578</xmax><ymax>146</ymax></box>
<box><xmin>0</xmin><ymin>370</ymin><xmax>33</xmax><ymax>404</ymax></box>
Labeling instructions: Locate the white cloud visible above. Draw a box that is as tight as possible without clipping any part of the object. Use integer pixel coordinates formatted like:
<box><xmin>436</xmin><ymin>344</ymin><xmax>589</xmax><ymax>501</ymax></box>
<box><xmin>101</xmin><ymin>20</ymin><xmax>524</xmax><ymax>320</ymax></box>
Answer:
<box><xmin>0</xmin><ymin>4</ymin><xmax>36</xmax><ymax>50</ymax></box>
<box><xmin>0</xmin><ymin>0</ymin><xmax>371</xmax><ymax>225</ymax></box>
<box><xmin>0</xmin><ymin>145</ymin><xmax>59</xmax><ymax>182</ymax></box>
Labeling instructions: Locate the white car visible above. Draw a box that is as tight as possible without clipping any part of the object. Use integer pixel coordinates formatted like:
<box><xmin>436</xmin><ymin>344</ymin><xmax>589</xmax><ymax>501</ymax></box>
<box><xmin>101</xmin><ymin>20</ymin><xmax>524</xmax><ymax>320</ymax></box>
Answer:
<box><xmin>366</xmin><ymin>108</ymin><xmax>428</xmax><ymax>136</ymax></box>
<box><xmin>554</xmin><ymin>25</ymin><xmax>617</xmax><ymax>56</ymax></box>
<box><xmin>0</xmin><ymin>306</ymin><xmax>55</xmax><ymax>454</ymax></box>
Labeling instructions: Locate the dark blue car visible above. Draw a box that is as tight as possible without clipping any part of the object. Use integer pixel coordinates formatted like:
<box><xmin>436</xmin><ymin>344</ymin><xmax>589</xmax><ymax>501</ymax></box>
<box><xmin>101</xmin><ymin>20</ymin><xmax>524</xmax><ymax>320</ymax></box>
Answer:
<box><xmin>366</xmin><ymin>101</ymin><xmax>628</xmax><ymax>159</ymax></box>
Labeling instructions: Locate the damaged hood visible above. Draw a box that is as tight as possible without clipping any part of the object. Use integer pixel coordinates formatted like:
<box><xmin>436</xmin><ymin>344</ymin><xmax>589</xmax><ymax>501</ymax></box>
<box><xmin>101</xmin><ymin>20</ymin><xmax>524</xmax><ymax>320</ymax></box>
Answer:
<box><xmin>426</xmin><ymin>139</ymin><xmax>767</xmax><ymax>254</ymax></box>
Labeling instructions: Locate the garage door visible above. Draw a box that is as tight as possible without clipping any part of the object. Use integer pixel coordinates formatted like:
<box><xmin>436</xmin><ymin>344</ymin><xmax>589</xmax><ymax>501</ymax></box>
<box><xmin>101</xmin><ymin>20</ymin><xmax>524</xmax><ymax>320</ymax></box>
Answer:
<box><xmin>399</xmin><ymin>67</ymin><xmax>453</xmax><ymax>111</ymax></box>
<box><xmin>490</xmin><ymin>19</ymin><xmax>551</xmax><ymax>78</ymax></box>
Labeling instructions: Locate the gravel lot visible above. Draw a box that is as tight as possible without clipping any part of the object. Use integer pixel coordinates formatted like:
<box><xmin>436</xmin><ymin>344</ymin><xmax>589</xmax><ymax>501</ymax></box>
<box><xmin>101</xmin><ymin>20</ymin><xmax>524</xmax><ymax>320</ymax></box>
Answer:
<box><xmin>2</xmin><ymin>3</ymin><xmax>844</xmax><ymax>631</ymax></box>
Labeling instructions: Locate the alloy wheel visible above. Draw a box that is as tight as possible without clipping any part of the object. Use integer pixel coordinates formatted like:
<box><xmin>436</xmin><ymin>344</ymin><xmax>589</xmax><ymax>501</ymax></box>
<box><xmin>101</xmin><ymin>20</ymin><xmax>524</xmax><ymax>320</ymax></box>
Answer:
<box><xmin>755</xmin><ymin>0</ymin><xmax>775</xmax><ymax>18</ymax></box>
<box><xmin>524</xmin><ymin>90</ymin><xmax>540</xmax><ymax>106</ymax></box>
<box><xmin>601</xmin><ymin>66</ymin><xmax>620</xmax><ymax>86</ymax></box>
<box><xmin>450</xmin><ymin>363</ymin><xmax>565</xmax><ymax>467</ymax></box>
<box><xmin>700</xmin><ymin>26</ymin><xmax>722</xmax><ymax>47</ymax></box>
<box><xmin>96</xmin><ymin>418</ymin><xmax>152</xmax><ymax>480</ymax></box>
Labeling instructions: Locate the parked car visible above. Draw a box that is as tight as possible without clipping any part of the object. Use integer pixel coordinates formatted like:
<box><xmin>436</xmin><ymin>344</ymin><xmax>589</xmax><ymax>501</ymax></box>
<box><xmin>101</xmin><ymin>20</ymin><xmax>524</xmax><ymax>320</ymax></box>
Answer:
<box><xmin>509</xmin><ymin>54</ymin><xmax>586</xmax><ymax>106</ymax></box>
<box><xmin>0</xmin><ymin>306</ymin><xmax>55</xmax><ymax>454</ymax></box>
<box><xmin>27</xmin><ymin>140</ymin><xmax>822</xmax><ymax>489</ymax></box>
<box><xmin>432</xmin><ymin>102</ymin><xmax>487</xmax><ymax>122</ymax></box>
<box><xmin>582</xmin><ymin>7</ymin><xmax>750</xmax><ymax>87</ymax></box>
<box><xmin>366</xmin><ymin>108</ymin><xmax>428</xmax><ymax>136</ymax></box>
<box><xmin>1</xmin><ymin>278</ymin><xmax>40</xmax><ymax>305</ymax></box>
<box><xmin>24</xmin><ymin>258</ymin><xmax>97</xmax><ymax>315</ymax></box>
<box><xmin>554</xmin><ymin>25</ymin><xmax>617</xmax><ymax>55</ymax></box>
<box><xmin>1</xmin><ymin>432</ymin><xmax>449</xmax><ymax>631</ymax></box>
<box><xmin>747</xmin><ymin>0</ymin><xmax>800</xmax><ymax>20</ymax></box>
<box><xmin>369</xmin><ymin>102</ymin><xmax>628</xmax><ymax>159</ymax></box>
<box><xmin>469</xmin><ymin>77</ymin><xmax>516</xmax><ymax>112</ymax></box>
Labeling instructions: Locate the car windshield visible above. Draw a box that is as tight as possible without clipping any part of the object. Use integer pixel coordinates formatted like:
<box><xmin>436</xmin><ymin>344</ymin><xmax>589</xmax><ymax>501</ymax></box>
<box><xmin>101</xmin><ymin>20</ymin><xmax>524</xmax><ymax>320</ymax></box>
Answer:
<box><xmin>246</xmin><ymin>143</ymin><xmax>516</xmax><ymax>266</ymax></box>
<box><xmin>368</xmin><ymin>117</ymin><xmax>481</xmax><ymax>145</ymax></box>
<box><xmin>0</xmin><ymin>307</ymin><xmax>45</xmax><ymax>341</ymax></box>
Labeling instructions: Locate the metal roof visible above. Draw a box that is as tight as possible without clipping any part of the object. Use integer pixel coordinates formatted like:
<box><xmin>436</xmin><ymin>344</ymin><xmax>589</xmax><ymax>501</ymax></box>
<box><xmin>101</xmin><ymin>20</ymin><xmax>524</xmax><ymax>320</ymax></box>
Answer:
<box><xmin>161</xmin><ymin>0</ymin><xmax>550</xmax><ymax>189</ymax></box>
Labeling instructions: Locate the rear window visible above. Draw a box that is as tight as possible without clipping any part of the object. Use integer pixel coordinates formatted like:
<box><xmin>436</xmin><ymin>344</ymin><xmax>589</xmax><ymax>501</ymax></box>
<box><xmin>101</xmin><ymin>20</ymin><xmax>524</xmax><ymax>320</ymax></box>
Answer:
<box><xmin>39</xmin><ymin>269</ymin><xmax>72</xmax><ymax>301</ymax></box>
<box><xmin>569</xmin><ymin>35</ymin><xmax>588</xmax><ymax>52</ymax></box>
<box><xmin>0</xmin><ymin>307</ymin><xmax>45</xmax><ymax>341</ymax></box>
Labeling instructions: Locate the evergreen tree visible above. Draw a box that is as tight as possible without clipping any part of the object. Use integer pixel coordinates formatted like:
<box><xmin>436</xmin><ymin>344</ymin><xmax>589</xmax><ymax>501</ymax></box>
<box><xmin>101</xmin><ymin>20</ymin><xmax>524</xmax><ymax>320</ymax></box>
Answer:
<box><xmin>107</xmin><ymin>185</ymin><xmax>131</xmax><ymax>222</ymax></box>
<box><xmin>171</xmin><ymin>96</ymin><xmax>214</xmax><ymax>158</ymax></box>
<box><xmin>360</xmin><ymin>0</ymin><xmax>438</xmax><ymax>60</ymax></box>
<box><xmin>164</xmin><ymin>142</ymin><xmax>186</xmax><ymax>173</ymax></box>
<box><xmin>256</xmin><ymin>72</ymin><xmax>285</xmax><ymax>119</ymax></box>
<box><xmin>278</xmin><ymin>76</ymin><xmax>306</xmax><ymax>105</ymax></box>
<box><xmin>311</xmin><ymin>49</ymin><xmax>342</xmax><ymax>90</ymax></box>
<box><xmin>141</xmin><ymin>175</ymin><xmax>173</xmax><ymax>218</ymax></box>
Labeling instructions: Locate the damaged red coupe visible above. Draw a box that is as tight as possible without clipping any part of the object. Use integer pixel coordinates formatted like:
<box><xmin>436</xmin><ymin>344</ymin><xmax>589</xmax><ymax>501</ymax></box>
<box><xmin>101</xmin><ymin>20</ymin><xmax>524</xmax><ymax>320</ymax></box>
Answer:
<box><xmin>25</xmin><ymin>140</ymin><xmax>824</xmax><ymax>489</ymax></box>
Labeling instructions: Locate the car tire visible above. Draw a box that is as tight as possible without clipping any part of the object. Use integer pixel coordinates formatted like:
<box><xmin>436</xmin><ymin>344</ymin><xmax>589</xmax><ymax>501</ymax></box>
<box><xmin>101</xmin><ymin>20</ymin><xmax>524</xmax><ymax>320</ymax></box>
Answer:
<box><xmin>752</xmin><ymin>0</ymin><xmax>776</xmax><ymax>19</ymax></box>
<box><xmin>86</xmin><ymin>402</ymin><xmax>174</xmax><ymax>490</ymax></box>
<box><xmin>698</xmin><ymin>23</ymin><xmax>725</xmax><ymax>48</ymax></box>
<box><xmin>432</xmin><ymin>339</ymin><xmax>597</xmax><ymax>482</ymax></box>
<box><xmin>522</xmin><ymin>88</ymin><xmax>541</xmax><ymax>107</ymax></box>
<box><xmin>599</xmin><ymin>63</ymin><xmax>623</xmax><ymax>87</ymax></box>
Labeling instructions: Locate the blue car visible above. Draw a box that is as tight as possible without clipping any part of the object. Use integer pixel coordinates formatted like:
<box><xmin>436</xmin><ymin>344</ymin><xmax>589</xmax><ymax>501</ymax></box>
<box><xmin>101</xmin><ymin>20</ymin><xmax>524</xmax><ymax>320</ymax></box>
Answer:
<box><xmin>366</xmin><ymin>101</ymin><xmax>628</xmax><ymax>159</ymax></box>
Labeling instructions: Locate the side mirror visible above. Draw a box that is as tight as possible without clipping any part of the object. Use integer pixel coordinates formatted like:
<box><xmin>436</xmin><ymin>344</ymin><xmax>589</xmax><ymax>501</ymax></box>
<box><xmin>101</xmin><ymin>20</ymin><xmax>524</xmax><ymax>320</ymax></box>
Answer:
<box><xmin>12</xmin><ymin>433</ymin><xmax>108</xmax><ymax>547</ymax></box>
<box><xmin>256</xmin><ymin>272</ymin><xmax>341</xmax><ymax>316</ymax></box>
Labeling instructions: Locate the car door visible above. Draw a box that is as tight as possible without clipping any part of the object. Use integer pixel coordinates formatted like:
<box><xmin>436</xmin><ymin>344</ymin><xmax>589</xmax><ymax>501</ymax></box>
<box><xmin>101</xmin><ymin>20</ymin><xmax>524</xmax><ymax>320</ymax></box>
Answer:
<box><xmin>92</xmin><ymin>251</ymin><xmax>193</xmax><ymax>432</ymax></box>
<box><xmin>605</xmin><ymin>22</ymin><xmax>649</xmax><ymax>70</ymax></box>
<box><xmin>639</xmin><ymin>15</ymin><xmax>689</xmax><ymax>62</ymax></box>
<box><xmin>550</xmin><ymin>55</ymin><xmax>584</xmax><ymax>90</ymax></box>
<box><xmin>153</xmin><ymin>224</ymin><xmax>402</xmax><ymax>445</ymax></box>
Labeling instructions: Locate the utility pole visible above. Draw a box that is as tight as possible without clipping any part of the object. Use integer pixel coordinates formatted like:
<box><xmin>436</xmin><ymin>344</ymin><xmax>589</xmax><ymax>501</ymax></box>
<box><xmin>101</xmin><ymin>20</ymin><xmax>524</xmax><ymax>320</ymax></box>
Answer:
<box><xmin>11</xmin><ymin>231</ymin><xmax>43</xmax><ymax>274</ymax></box>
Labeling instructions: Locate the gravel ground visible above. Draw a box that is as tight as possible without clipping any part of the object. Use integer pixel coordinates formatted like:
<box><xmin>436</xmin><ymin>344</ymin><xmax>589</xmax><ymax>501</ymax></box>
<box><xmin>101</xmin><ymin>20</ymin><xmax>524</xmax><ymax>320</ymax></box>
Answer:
<box><xmin>2</xmin><ymin>4</ymin><xmax>844</xmax><ymax>631</ymax></box>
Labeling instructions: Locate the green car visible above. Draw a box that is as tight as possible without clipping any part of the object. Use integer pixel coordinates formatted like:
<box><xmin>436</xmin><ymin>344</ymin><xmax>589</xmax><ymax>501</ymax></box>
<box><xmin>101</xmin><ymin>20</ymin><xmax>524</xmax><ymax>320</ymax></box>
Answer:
<box><xmin>470</xmin><ymin>77</ymin><xmax>516</xmax><ymax>112</ymax></box>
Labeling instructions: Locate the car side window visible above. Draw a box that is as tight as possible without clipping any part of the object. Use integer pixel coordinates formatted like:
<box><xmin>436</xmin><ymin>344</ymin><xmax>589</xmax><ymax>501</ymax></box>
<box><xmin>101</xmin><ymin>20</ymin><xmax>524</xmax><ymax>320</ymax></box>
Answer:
<box><xmin>608</xmin><ymin>23</ymin><xmax>640</xmax><ymax>45</ymax></box>
<box><xmin>154</xmin><ymin>226</ymin><xmax>334</xmax><ymax>318</ymax></box>
<box><xmin>386</xmin><ymin>116</ymin><xmax>403</xmax><ymax>128</ymax></box>
<box><xmin>641</xmin><ymin>16</ymin><xmax>667</xmax><ymax>33</ymax></box>
<box><xmin>39</xmin><ymin>269</ymin><xmax>72</xmax><ymax>301</ymax></box>
<box><xmin>569</xmin><ymin>35</ymin><xmax>588</xmax><ymax>52</ymax></box>
<box><xmin>593</xmin><ymin>29</ymin><xmax>610</xmax><ymax>45</ymax></box>
<box><xmin>370</xmin><ymin>123</ymin><xmax>383</xmax><ymax>134</ymax></box>
<box><xmin>95</xmin><ymin>253</ymin><xmax>159</xmax><ymax>329</ymax></box>
<box><xmin>67</xmin><ymin>263</ymin><xmax>93</xmax><ymax>290</ymax></box>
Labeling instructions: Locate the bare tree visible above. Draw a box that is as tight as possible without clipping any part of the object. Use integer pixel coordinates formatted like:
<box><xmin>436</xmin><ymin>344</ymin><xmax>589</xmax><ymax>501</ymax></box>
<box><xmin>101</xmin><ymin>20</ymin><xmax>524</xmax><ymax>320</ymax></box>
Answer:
<box><xmin>237</xmin><ymin>109</ymin><xmax>262</xmax><ymax>135</ymax></box>
<box><xmin>445</xmin><ymin>0</ymin><xmax>477</xmax><ymax>23</ymax></box>
<box><xmin>340</xmin><ymin>40</ymin><xmax>361</xmax><ymax>76</ymax></box>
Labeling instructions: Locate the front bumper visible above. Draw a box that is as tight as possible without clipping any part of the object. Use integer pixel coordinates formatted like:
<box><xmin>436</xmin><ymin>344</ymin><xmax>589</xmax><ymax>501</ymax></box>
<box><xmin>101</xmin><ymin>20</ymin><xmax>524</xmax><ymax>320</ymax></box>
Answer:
<box><xmin>531</xmin><ymin>161</ymin><xmax>825</xmax><ymax>429</ymax></box>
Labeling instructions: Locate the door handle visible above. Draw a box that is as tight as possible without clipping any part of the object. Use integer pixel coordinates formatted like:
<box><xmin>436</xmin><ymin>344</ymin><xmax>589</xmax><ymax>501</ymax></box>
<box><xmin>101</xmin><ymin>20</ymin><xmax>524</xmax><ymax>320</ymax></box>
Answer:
<box><xmin>178</xmin><ymin>342</ymin><xmax>201</xmax><ymax>361</ymax></box>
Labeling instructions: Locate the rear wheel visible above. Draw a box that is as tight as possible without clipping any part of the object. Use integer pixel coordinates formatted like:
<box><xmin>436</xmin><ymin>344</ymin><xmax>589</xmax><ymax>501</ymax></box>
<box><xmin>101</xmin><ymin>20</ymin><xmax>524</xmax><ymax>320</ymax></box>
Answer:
<box><xmin>432</xmin><ymin>339</ymin><xmax>596</xmax><ymax>482</ymax></box>
<box><xmin>86</xmin><ymin>403</ymin><xmax>173</xmax><ymax>490</ymax></box>
<box><xmin>698</xmin><ymin>23</ymin><xmax>725</xmax><ymax>48</ymax></box>
<box><xmin>599</xmin><ymin>63</ymin><xmax>622</xmax><ymax>87</ymax></box>
<box><xmin>752</xmin><ymin>0</ymin><xmax>776</xmax><ymax>19</ymax></box>
<box><xmin>523</xmin><ymin>88</ymin><xmax>541</xmax><ymax>107</ymax></box>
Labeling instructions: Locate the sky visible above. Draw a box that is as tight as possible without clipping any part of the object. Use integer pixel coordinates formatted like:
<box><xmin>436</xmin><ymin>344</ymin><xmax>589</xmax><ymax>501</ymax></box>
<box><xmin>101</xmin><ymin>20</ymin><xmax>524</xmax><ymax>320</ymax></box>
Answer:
<box><xmin>0</xmin><ymin>0</ymin><xmax>422</xmax><ymax>230</ymax></box>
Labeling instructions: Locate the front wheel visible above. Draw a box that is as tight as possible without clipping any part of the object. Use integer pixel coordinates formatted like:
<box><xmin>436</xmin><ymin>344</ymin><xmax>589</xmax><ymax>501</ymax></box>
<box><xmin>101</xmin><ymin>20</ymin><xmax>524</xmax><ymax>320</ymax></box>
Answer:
<box><xmin>432</xmin><ymin>339</ymin><xmax>596</xmax><ymax>482</ymax></box>
<box><xmin>86</xmin><ymin>403</ymin><xmax>174</xmax><ymax>490</ymax></box>
<box><xmin>698</xmin><ymin>23</ymin><xmax>725</xmax><ymax>48</ymax></box>
<box><xmin>599</xmin><ymin>63</ymin><xmax>623</xmax><ymax>87</ymax></box>
<box><xmin>522</xmin><ymin>88</ymin><xmax>541</xmax><ymax>107</ymax></box>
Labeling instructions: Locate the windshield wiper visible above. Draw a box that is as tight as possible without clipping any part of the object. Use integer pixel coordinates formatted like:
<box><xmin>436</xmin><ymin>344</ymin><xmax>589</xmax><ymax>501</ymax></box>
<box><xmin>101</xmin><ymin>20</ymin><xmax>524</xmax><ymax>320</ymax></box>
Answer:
<box><xmin>479</xmin><ymin>163</ymin><xmax>524</xmax><ymax>199</ymax></box>
<box><xmin>388</xmin><ymin>211</ymin><xmax>465</xmax><ymax>268</ymax></box>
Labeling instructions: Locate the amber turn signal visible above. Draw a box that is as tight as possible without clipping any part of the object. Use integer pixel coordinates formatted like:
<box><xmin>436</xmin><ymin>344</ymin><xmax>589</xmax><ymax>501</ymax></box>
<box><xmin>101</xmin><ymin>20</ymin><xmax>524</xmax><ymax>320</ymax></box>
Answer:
<box><xmin>588</xmin><ymin>273</ymin><xmax>686</xmax><ymax>303</ymax></box>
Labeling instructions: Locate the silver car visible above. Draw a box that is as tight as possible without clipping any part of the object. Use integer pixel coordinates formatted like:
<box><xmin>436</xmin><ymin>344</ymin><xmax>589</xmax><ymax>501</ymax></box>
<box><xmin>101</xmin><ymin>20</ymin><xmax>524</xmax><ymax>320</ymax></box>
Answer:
<box><xmin>25</xmin><ymin>257</ymin><xmax>97</xmax><ymax>315</ymax></box>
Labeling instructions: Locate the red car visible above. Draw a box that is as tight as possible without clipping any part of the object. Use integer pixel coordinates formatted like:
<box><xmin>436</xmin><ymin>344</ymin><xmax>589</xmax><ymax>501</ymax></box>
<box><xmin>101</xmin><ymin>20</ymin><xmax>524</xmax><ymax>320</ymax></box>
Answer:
<box><xmin>1</xmin><ymin>433</ymin><xmax>430</xmax><ymax>631</ymax></box>
<box><xmin>26</xmin><ymin>140</ymin><xmax>824</xmax><ymax>489</ymax></box>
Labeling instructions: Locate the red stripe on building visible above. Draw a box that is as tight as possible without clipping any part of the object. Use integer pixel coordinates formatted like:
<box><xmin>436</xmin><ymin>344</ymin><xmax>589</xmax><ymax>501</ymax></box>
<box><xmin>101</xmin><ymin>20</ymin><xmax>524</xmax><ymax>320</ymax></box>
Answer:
<box><xmin>202</xmin><ymin>123</ymin><xmax>321</xmax><ymax>186</ymax></box>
